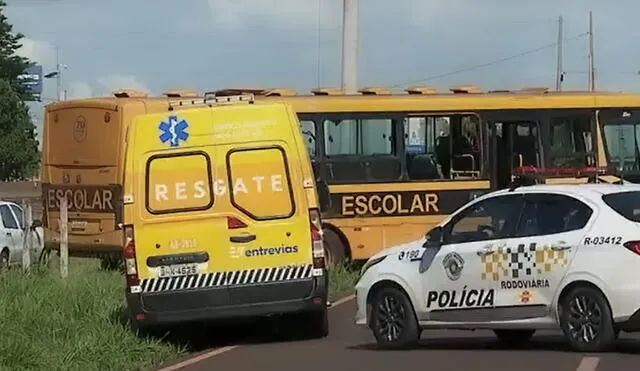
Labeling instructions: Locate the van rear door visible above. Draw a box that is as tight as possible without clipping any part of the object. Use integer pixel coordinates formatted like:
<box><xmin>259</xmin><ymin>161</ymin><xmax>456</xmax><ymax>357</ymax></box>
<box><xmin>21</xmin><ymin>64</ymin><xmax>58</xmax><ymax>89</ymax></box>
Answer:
<box><xmin>219</xmin><ymin>141</ymin><xmax>314</xmax><ymax>304</ymax></box>
<box><xmin>136</xmin><ymin>148</ymin><xmax>229</xmax><ymax>296</ymax></box>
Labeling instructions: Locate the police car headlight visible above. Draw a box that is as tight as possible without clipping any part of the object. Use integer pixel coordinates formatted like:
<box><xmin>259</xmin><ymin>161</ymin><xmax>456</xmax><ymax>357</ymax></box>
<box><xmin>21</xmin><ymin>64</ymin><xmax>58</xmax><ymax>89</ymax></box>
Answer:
<box><xmin>360</xmin><ymin>255</ymin><xmax>387</xmax><ymax>277</ymax></box>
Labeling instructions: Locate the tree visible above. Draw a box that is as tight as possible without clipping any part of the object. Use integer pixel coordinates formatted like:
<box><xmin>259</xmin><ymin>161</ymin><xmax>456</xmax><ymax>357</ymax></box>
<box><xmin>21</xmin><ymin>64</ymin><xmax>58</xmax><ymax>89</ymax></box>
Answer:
<box><xmin>0</xmin><ymin>1</ymin><xmax>39</xmax><ymax>180</ymax></box>
<box><xmin>0</xmin><ymin>0</ymin><xmax>31</xmax><ymax>99</ymax></box>
<box><xmin>0</xmin><ymin>79</ymin><xmax>39</xmax><ymax>180</ymax></box>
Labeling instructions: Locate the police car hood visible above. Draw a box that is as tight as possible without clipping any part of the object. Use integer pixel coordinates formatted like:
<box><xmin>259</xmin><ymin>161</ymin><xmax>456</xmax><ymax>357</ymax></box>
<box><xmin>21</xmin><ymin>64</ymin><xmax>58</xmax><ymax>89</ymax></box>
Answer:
<box><xmin>369</xmin><ymin>238</ymin><xmax>425</xmax><ymax>260</ymax></box>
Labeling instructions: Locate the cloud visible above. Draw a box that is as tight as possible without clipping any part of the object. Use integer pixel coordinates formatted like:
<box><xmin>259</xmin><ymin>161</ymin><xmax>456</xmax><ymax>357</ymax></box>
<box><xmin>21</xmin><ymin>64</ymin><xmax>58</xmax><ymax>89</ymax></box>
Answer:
<box><xmin>96</xmin><ymin>74</ymin><xmax>151</xmax><ymax>95</ymax></box>
<box><xmin>17</xmin><ymin>37</ymin><xmax>57</xmax><ymax>70</ymax></box>
<box><xmin>66</xmin><ymin>81</ymin><xmax>94</xmax><ymax>99</ymax></box>
<box><xmin>65</xmin><ymin>75</ymin><xmax>152</xmax><ymax>99</ymax></box>
<box><xmin>206</xmin><ymin>0</ymin><xmax>339</xmax><ymax>30</ymax></box>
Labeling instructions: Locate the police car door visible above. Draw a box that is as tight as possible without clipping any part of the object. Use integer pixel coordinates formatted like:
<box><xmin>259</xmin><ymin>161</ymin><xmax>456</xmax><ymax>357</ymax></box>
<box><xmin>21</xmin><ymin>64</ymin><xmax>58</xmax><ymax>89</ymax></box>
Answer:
<box><xmin>421</xmin><ymin>193</ymin><xmax>524</xmax><ymax>322</ymax></box>
<box><xmin>495</xmin><ymin>193</ymin><xmax>588</xmax><ymax>317</ymax></box>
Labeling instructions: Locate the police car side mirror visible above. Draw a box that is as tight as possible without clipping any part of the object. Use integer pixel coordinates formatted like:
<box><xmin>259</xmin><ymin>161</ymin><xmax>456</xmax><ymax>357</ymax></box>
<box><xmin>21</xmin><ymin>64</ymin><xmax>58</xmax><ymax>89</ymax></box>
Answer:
<box><xmin>419</xmin><ymin>226</ymin><xmax>446</xmax><ymax>273</ymax></box>
<box><xmin>423</xmin><ymin>226</ymin><xmax>443</xmax><ymax>248</ymax></box>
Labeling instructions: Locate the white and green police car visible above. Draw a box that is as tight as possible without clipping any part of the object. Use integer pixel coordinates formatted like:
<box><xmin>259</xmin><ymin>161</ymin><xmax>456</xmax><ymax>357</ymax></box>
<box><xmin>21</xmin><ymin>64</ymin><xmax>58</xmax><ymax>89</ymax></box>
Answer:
<box><xmin>355</xmin><ymin>183</ymin><xmax>640</xmax><ymax>352</ymax></box>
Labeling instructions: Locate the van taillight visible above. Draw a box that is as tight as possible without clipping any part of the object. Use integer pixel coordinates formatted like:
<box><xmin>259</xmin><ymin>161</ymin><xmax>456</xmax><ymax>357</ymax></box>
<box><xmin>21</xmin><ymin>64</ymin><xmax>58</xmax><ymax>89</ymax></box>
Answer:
<box><xmin>227</xmin><ymin>216</ymin><xmax>247</xmax><ymax>229</ymax></box>
<box><xmin>122</xmin><ymin>224</ymin><xmax>139</xmax><ymax>287</ymax></box>
<box><xmin>309</xmin><ymin>208</ymin><xmax>325</xmax><ymax>269</ymax></box>
<box><xmin>624</xmin><ymin>241</ymin><xmax>640</xmax><ymax>255</ymax></box>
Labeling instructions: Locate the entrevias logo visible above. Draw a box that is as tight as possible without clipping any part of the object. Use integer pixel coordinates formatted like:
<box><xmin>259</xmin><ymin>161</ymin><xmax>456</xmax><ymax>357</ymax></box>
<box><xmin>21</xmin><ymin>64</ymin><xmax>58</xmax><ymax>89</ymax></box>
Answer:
<box><xmin>245</xmin><ymin>245</ymin><xmax>299</xmax><ymax>257</ymax></box>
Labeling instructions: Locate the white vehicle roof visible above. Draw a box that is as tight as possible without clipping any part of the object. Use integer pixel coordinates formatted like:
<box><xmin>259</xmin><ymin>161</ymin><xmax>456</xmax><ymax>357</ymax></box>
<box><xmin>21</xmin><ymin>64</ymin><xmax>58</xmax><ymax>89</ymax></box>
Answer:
<box><xmin>490</xmin><ymin>183</ymin><xmax>640</xmax><ymax>199</ymax></box>
<box><xmin>0</xmin><ymin>200</ymin><xmax>20</xmax><ymax>206</ymax></box>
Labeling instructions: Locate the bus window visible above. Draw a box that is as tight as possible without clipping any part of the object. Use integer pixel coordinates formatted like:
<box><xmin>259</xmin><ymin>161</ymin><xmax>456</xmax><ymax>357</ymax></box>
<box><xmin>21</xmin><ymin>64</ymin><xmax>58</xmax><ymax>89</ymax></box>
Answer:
<box><xmin>601</xmin><ymin>112</ymin><xmax>640</xmax><ymax>172</ymax></box>
<box><xmin>404</xmin><ymin>116</ymin><xmax>442</xmax><ymax>180</ymax></box>
<box><xmin>441</xmin><ymin>115</ymin><xmax>482</xmax><ymax>179</ymax></box>
<box><xmin>549</xmin><ymin>116</ymin><xmax>593</xmax><ymax>168</ymax></box>
<box><xmin>300</xmin><ymin>120</ymin><xmax>317</xmax><ymax>157</ymax></box>
<box><xmin>513</xmin><ymin>121</ymin><xmax>539</xmax><ymax>168</ymax></box>
<box><xmin>323</xmin><ymin>117</ymin><xmax>400</xmax><ymax>183</ymax></box>
<box><xmin>324</xmin><ymin>118</ymin><xmax>393</xmax><ymax>156</ymax></box>
<box><xmin>405</xmin><ymin>114</ymin><xmax>482</xmax><ymax>180</ymax></box>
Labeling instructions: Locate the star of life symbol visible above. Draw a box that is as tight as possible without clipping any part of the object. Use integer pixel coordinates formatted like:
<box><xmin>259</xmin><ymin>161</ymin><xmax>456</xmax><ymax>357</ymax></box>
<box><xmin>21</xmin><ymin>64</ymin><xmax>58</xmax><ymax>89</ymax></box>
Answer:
<box><xmin>158</xmin><ymin>115</ymin><xmax>189</xmax><ymax>147</ymax></box>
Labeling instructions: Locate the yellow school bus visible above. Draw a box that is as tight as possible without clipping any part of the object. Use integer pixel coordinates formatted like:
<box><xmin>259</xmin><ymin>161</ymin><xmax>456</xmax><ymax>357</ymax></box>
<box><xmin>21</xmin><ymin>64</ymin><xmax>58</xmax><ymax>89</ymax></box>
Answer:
<box><xmin>211</xmin><ymin>85</ymin><xmax>639</xmax><ymax>266</ymax></box>
<box><xmin>42</xmin><ymin>84</ymin><xmax>639</xmax><ymax>268</ymax></box>
<box><xmin>40</xmin><ymin>88</ymin><xmax>206</xmax><ymax>268</ymax></box>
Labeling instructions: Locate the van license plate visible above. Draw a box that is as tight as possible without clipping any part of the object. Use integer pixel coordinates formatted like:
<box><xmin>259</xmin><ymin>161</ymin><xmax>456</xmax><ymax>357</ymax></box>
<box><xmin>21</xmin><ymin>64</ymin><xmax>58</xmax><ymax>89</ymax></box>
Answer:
<box><xmin>158</xmin><ymin>264</ymin><xmax>198</xmax><ymax>278</ymax></box>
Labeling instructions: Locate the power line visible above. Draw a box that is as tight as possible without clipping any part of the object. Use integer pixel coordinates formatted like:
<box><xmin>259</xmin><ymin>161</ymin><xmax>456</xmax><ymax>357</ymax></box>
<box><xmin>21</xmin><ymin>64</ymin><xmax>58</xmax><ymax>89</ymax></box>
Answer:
<box><xmin>389</xmin><ymin>32</ymin><xmax>588</xmax><ymax>89</ymax></box>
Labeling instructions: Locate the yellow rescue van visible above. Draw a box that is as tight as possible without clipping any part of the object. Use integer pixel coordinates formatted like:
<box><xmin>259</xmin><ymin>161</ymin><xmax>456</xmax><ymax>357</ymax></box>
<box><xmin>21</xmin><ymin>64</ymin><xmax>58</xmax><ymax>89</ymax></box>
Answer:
<box><xmin>122</xmin><ymin>94</ymin><xmax>329</xmax><ymax>336</ymax></box>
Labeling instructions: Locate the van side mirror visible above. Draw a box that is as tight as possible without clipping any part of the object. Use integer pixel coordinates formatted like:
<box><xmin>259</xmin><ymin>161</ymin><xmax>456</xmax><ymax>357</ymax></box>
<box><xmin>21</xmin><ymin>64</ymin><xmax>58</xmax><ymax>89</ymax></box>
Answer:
<box><xmin>31</xmin><ymin>219</ymin><xmax>42</xmax><ymax>228</ymax></box>
<box><xmin>316</xmin><ymin>179</ymin><xmax>331</xmax><ymax>213</ymax></box>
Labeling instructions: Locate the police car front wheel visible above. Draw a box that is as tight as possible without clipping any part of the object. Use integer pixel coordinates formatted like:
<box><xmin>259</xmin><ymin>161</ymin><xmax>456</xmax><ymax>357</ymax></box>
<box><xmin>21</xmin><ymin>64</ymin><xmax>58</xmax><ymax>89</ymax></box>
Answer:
<box><xmin>370</xmin><ymin>286</ymin><xmax>420</xmax><ymax>349</ymax></box>
<box><xmin>559</xmin><ymin>286</ymin><xmax>616</xmax><ymax>352</ymax></box>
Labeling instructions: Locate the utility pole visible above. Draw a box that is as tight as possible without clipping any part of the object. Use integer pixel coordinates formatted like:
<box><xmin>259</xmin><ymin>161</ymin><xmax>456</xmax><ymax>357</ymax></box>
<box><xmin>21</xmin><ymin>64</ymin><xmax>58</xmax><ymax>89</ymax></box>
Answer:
<box><xmin>555</xmin><ymin>16</ymin><xmax>564</xmax><ymax>91</ymax></box>
<box><xmin>588</xmin><ymin>11</ymin><xmax>596</xmax><ymax>91</ymax></box>
<box><xmin>45</xmin><ymin>47</ymin><xmax>68</xmax><ymax>101</ymax></box>
<box><xmin>341</xmin><ymin>0</ymin><xmax>358</xmax><ymax>94</ymax></box>
<box><xmin>56</xmin><ymin>47</ymin><xmax>62</xmax><ymax>101</ymax></box>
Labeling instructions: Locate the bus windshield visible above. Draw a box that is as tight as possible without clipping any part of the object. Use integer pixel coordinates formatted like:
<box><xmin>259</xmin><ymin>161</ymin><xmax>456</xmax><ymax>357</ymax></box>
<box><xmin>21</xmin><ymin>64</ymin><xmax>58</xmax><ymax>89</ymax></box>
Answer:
<box><xmin>602</xmin><ymin>115</ymin><xmax>640</xmax><ymax>173</ymax></box>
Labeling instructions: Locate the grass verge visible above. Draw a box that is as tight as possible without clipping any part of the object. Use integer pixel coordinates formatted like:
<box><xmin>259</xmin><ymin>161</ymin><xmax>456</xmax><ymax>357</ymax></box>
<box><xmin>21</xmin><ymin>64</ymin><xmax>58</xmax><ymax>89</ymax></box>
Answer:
<box><xmin>0</xmin><ymin>259</ymin><xmax>359</xmax><ymax>371</ymax></box>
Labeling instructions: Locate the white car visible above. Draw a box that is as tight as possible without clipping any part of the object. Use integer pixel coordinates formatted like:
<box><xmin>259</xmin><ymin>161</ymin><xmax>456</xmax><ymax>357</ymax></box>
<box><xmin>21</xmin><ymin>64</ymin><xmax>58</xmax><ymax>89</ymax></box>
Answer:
<box><xmin>355</xmin><ymin>183</ymin><xmax>640</xmax><ymax>352</ymax></box>
<box><xmin>0</xmin><ymin>201</ymin><xmax>44</xmax><ymax>269</ymax></box>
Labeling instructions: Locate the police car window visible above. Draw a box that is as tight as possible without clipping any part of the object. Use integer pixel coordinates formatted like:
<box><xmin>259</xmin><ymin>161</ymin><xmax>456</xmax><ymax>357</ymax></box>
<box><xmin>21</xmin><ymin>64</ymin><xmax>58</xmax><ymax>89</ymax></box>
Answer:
<box><xmin>0</xmin><ymin>205</ymin><xmax>18</xmax><ymax>229</ymax></box>
<box><xmin>9</xmin><ymin>205</ymin><xmax>24</xmax><ymax>229</ymax></box>
<box><xmin>514</xmin><ymin>194</ymin><xmax>592</xmax><ymax>237</ymax></box>
<box><xmin>602</xmin><ymin>191</ymin><xmax>640</xmax><ymax>222</ymax></box>
<box><xmin>447</xmin><ymin>195</ymin><xmax>523</xmax><ymax>244</ymax></box>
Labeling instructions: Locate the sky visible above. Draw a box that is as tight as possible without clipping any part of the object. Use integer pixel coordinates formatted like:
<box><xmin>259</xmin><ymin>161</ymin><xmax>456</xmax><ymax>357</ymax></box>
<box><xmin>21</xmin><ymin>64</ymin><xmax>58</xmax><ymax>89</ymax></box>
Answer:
<box><xmin>5</xmin><ymin>0</ymin><xmax>640</xmax><ymax>144</ymax></box>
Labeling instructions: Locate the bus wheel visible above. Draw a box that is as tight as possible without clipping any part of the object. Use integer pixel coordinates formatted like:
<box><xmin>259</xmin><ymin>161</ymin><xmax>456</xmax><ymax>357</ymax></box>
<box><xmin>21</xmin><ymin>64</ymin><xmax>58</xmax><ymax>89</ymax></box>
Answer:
<box><xmin>322</xmin><ymin>229</ymin><xmax>346</xmax><ymax>268</ymax></box>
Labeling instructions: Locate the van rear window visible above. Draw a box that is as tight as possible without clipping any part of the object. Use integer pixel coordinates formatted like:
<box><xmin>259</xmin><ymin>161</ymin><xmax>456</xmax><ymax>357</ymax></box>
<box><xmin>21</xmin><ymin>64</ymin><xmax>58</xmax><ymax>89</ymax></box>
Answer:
<box><xmin>602</xmin><ymin>191</ymin><xmax>640</xmax><ymax>222</ymax></box>
<box><xmin>227</xmin><ymin>146</ymin><xmax>295</xmax><ymax>220</ymax></box>
<box><xmin>146</xmin><ymin>151</ymin><xmax>213</xmax><ymax>214</ymax></box>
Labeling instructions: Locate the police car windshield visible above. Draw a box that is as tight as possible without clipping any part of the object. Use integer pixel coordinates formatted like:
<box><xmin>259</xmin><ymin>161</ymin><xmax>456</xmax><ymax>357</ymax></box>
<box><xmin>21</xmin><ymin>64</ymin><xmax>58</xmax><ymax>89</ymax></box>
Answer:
<box><xmin>602</xmin><ymin>191</ymin><xmax>640</xmax><ymax>222</ymax></box>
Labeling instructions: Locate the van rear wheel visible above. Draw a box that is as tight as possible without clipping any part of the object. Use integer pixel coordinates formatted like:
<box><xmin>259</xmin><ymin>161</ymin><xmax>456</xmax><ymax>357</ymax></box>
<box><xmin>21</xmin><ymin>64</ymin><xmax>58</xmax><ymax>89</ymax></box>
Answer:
<box><xmin>322</xmin><ymin>229</ymin><xmax>346</xmax><ymax>268</ymax></box>
<box><xmin>303</xmin><ymin>308</ymin><xmax>329</xmax><ymax>339</ymax></box>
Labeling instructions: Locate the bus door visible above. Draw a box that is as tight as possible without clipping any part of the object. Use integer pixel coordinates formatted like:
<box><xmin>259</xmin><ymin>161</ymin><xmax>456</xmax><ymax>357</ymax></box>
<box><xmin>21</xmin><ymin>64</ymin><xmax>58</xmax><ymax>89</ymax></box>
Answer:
<box><xmin>484</xmin><ymin>112</ymin><xmax>542</xmax><ymax>190</ymax></box>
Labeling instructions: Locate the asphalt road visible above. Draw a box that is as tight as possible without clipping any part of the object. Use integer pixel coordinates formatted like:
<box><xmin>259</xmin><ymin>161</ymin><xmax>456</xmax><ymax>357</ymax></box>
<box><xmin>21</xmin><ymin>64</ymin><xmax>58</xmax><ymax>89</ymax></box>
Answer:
<box><xmin>156</xmin><ymin>297</ymin><xmax>640</xmax><ymax>371</ymax></box>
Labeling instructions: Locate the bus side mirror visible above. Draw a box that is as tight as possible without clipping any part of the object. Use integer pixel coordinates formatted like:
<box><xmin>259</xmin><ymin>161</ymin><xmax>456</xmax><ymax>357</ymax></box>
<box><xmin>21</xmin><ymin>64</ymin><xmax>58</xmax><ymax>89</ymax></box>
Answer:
<box><xmin>316</xmin><ymin>179</ymin><xmax>331</xmax><ymax>213</ymax></box>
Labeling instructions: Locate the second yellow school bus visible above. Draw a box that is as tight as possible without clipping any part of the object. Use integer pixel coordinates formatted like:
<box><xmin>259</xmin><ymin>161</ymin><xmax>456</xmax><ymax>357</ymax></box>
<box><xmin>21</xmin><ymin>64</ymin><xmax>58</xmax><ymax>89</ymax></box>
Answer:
<box><xmin>220</xmin><ymin>85</ymin><xmax>634</xmax><ymax>265</ymax></box>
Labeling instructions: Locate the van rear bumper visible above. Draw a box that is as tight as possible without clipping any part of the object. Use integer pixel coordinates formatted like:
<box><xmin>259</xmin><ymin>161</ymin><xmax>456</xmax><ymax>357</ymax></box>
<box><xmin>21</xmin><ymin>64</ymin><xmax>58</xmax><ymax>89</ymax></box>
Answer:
<box><xmin>126</xmin><ymin>275</ymin><xmax>328</xmax><ymax>327</ymax></box>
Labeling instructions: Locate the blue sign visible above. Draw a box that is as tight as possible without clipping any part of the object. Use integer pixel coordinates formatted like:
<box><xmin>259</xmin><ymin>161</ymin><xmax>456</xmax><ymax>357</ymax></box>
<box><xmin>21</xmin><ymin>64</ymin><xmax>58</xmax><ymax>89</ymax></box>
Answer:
<box><xmin>18</xmin><ymin>64</ymin><xmax>43</xmax><ymax>101</ymax></box>
<box><xmin>158</xmin><ymin>115</ymin><xmax>189</xmax><ymax>147</ymax></box>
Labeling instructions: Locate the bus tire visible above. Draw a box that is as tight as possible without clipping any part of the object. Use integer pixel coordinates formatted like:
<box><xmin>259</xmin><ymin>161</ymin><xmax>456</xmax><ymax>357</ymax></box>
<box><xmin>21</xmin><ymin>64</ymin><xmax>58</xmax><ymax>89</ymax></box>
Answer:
<box><xmin>322</xmin><ymin>228</ymin><xmax>346</xmax><ymax>268</ymax></box>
